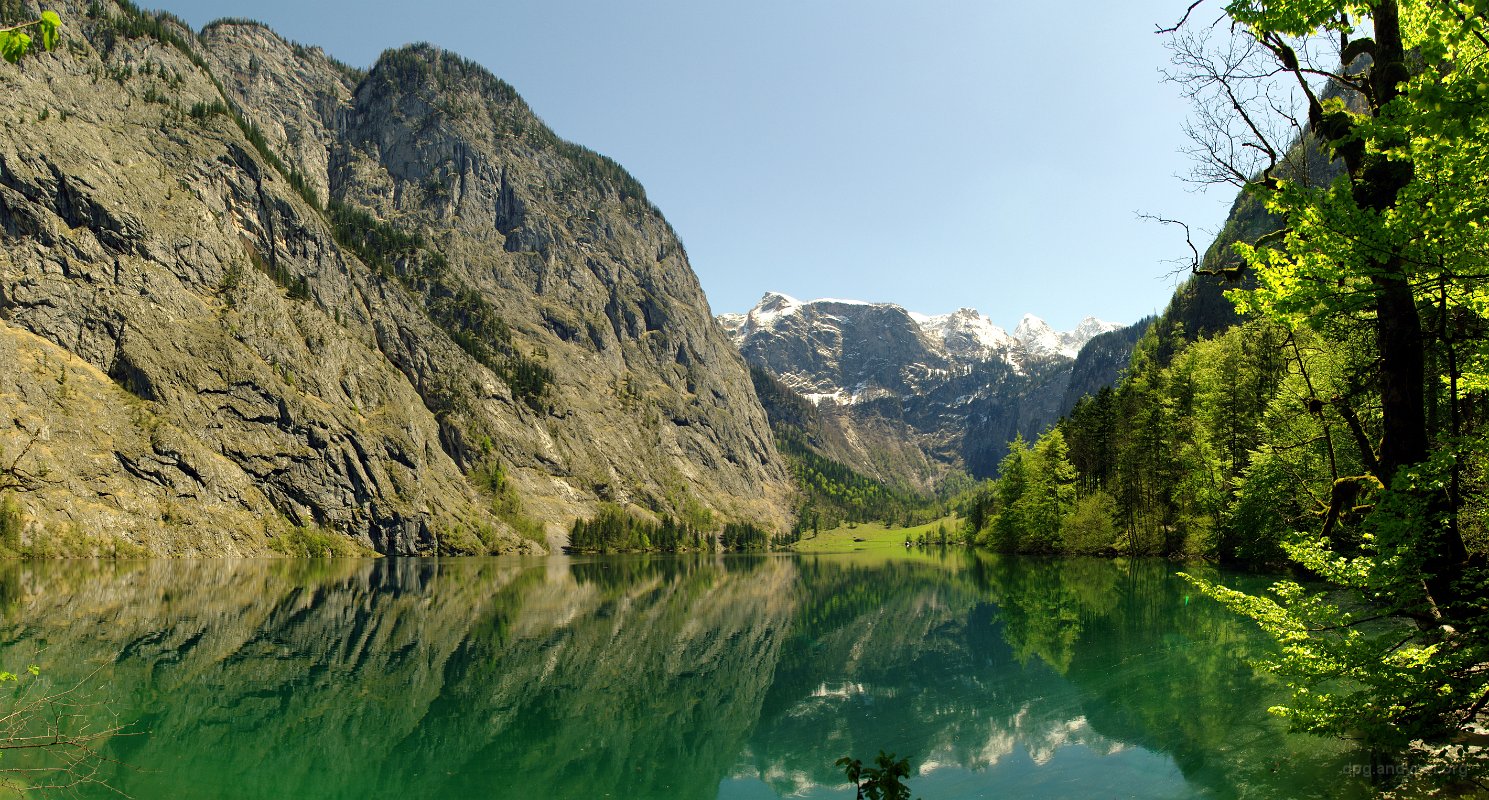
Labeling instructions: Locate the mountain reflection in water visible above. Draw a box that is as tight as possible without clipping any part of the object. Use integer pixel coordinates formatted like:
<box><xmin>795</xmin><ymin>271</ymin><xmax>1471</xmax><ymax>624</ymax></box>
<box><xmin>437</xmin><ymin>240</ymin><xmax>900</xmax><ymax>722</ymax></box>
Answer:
<box><xmin>0</xmin><ymin>553</ymin><xmax>1365</xmax><ymax>799</ymax></box>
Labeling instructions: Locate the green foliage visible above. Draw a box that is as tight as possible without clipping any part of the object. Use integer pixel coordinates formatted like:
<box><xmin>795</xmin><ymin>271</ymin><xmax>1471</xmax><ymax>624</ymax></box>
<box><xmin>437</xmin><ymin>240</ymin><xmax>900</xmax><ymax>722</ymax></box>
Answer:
<box><xmin>773</xmin><ymin>424</ymin><xmax>934</xmax><ymax>532</ymax></box>
<box><xmin>1121</xmin><ymin>0</ymin><xmax>1489</xmax><ymax>774</ymax></box>
<box><xmin>0</xmin><ymin>10</ymin><xmax>59</xmax><ymax>64</ymax></box>
<box><xmin>566</xmin><ymin>504</ymin><xmax>709</xmax><ymax>553</ymax></box>
<box><xmin>326</xmin><ymin>201</ymin><xmax>553</xmax><ymax>411</ymax></box>
<box><xmin>1062</xmin><ymin>491</ymin><xmax>1119</xmax><ymax>555</ymax></box>
<box><xmin>989</xmin><ymin>435</ymin><xmax>1031</xmax><ymax>551</ymax></box>
<box><xmin>267</xmin><ymin>526</ymin><xmax>369</xmax><ymax>557</ymax></box>
<box><xmin>719</xmin><ymin>521</ymin><xmax>769</xmax><ymax>552</ymax></box>
<box><xmin>966</xmin><ymin>430</ymin><xmax>1083</xmax><ymax>554</ymax></box>
<box><xmin>836</xmin><ymin>752</ymin><xmax>919</xmax><ymax>800</ymax></box>
<box><xmin>1049</xmin><ymin>320</ymin><xmax>1293</xmax><ymax>558</ymax></box>
<box><xmin>0</xmin><ymin>494</ymin><xmax>21</xmax><ymax>555</ymax></box>
<box><xmin>1020</xmin><ymin>430</ymin><xmax>1077</xmax><ymax>552</ymax></box>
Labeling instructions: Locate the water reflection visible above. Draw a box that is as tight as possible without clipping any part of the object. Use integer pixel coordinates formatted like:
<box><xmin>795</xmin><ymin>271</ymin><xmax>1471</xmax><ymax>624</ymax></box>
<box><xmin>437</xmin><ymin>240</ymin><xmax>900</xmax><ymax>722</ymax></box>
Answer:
<box><xmin>0</xmin><ymin>555</ymin><xmax>1365</xmax><ymax>799</ymax></box>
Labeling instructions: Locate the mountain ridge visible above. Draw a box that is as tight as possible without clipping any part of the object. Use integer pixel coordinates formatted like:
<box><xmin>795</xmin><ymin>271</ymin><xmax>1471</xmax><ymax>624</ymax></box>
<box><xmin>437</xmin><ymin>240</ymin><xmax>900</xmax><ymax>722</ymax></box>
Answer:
<box><xmin>719</xmin><ymin>292</ymin><xmax>1121</xmax><ymax>400</ymax></box>
<box><xmin>720</xmin><ymin>292</ymin><xmax>1133</xmax><ymax>482</ymax></box>
<box><xmin>0</xmin><ymin>1</ymin><xmax>793</xmax><ymax>555</ymax></box>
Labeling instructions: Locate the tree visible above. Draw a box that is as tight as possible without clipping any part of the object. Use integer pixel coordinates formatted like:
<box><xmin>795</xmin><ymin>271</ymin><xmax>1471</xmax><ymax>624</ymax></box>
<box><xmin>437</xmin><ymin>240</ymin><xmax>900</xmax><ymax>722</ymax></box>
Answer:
<box><xmin>990</xmin><ymin>435</ymin><xmax>1030</xmax><ymax>551</ymax></box>
<box><xmin>1062</xmin><ymin>491</ymin><xmax>1119</xmax><ymax>555</ymax></box>
<box><xmin>0</xmin><ymin>10</ymin><xmax>59</xmax><ymax>63</ymax></box>
<box><xmin>1018</xmin><ymin>429</ymin><xmax>1077</xmax><ymax>553</ymax></box>
<box><xmin>1165</xmin><ymin>0</ymin><xmax>1489</xmax><ymax>761</ymax></box>
<box><xmin>836</xmin><ymin>752</ymin><xmax>919</xmax><ymax>800</ymax></box>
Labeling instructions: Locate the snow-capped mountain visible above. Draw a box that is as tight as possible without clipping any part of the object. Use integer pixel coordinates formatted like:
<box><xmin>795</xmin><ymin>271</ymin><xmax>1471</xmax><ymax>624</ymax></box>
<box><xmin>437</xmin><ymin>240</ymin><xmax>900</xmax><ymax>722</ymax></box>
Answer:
<box><xmin>1010</xmin><ymin>313</ymin><xmax>1122</xmax><ymax>360</ymax></box>
<box><xmin>719</xmin><ymin>293</ymin><xmax>1134</xmax><ymax>478</ymax></box>
<box><xmin>722</xmin><ymin>293</ymin><xmax>1119</xmax><ymax>389</ymax></box>
<box><xmin>912</xmin><ymin>308</ymin><xmax>1019</xmax><ymax>361</ymax></box>
<box><xmin>720</xmin><ymin>293</ymin><xmax>949</xmax><ymax>405</ymax></box>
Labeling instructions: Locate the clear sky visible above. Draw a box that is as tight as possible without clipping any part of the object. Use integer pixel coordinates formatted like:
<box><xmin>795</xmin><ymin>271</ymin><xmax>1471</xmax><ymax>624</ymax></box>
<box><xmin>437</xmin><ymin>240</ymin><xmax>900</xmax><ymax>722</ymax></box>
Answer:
<box><xmin>158</xmin><ymin>0</ymin><xmax>1236</xmax><ymax>331</ymax></box>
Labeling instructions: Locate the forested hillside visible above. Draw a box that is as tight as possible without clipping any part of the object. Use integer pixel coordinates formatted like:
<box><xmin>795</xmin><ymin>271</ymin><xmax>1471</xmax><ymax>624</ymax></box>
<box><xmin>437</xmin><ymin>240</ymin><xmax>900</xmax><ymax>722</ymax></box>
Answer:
<box><xmin>748</xmin><ymin>366</ymin><xmax>948</xmax><ymax>535</ymax></box>
<box><xmin>960</xmin><ymin>0</ymin><xmax>1489</xmax><ymax>775</ymax></box>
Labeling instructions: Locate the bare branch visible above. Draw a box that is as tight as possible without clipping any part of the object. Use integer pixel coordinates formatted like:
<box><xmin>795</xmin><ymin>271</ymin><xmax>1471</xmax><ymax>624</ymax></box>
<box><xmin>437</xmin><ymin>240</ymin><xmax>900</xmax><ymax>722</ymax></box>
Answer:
<box><xmin>1156</xmin><ymin>0</ymin><xmax>1207</xmax><ymax>34</ymax></box>
<box><xmin>0</xmin><ymin>670</ymin><xmax>137</xmax><ymax>796</ymax></box>
<box><xmin>1138</xmin><ymin>213</ymin><xmax>1202</xmax><ymax>273</ymax></box>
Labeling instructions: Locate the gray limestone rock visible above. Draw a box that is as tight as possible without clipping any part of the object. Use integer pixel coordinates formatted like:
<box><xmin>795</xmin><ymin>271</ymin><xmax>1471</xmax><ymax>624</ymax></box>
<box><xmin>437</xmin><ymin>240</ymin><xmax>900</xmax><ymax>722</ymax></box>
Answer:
<box><xmin>0</xmin><ymin>2</ymin><xmax>793</xmax><ymax>554</ymax></box>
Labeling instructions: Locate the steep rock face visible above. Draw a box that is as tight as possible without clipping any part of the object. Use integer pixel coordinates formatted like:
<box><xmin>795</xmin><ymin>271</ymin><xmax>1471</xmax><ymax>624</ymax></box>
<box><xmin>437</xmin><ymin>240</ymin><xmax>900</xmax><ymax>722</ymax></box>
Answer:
<box><xmin>0</xmin><ymin>2</ymin><xmax>792</xmax><ymax>554</ymax></box>
<box><xmin>722</xmin><ymin>293</ymin><xmax>1123</xmax><ymax>478</ymax></box>
<box><xmin>748</xmin><ymin>365</ymin><xmax>948</xmax><ymax>493</ymax></box>
<box><xmin>723</xmin><ymin>293</ymin><xmax>950</xmax><ymax>405</ymax></box>
<box><xmin>1059</xmin><ymin>318</ymin><xmax>1151</xmax><ymax>414</ymax></box>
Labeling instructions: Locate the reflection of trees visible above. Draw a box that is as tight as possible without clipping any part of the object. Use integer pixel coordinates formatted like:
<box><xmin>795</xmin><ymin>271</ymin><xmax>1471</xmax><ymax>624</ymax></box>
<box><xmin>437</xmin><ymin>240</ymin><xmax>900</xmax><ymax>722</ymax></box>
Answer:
<box><xmin>977</xmin><ymin>557</ymin><xmax>1360</xmax><ymax>799</ymax></box>
<box><xmin>975</xmin><ymin>556</ymin><xmax>1121</xmax><ymax>672</ymax></box>
<box><xmin>0</xmin><ymin>555</ymin><xmax>1365</xmax><ymax>800</ymax></box>
<box><xmin>741</xmin><ymin>555</ymin><xmax>1363</xmax><ymax>800</ymax></box>
<box><xmin>746</xmin><ymin>555</ymin><xmax>1121</xmax><ymax>796</ymax></box>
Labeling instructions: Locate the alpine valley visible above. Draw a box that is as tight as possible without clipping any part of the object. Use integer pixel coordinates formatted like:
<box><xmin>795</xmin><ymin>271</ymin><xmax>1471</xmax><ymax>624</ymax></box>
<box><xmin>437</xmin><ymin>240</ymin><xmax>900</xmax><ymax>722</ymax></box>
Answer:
<box><xmin>0</xmin><ymin>1</ymin><xmax>1135</xmax><ymax>556</ymax></box>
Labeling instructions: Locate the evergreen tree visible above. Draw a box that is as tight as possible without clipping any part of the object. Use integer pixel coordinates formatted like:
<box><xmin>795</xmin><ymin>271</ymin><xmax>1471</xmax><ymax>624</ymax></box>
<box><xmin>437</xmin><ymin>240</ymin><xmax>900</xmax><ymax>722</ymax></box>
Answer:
<box><xmin>990</xmin><ymin>436</ymin><xmax>1030</xmax><ymax>552</ymax></box>
<box><xmin>1018</xmin><ymin>430</ymin><xmax>1077</xmax><ymax>553</ymax></box>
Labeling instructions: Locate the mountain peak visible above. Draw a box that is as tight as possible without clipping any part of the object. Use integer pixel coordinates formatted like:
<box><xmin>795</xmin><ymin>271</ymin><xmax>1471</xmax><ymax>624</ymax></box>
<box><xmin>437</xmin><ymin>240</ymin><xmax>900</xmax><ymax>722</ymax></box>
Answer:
<box><xmin>1072</xmin><ymin>316</ymin><xmax>1122</xmax><ymax>339</ymax></box>
<box><xmin>747</xmin><ymin>292</ymin><xmax>803</xmax><ymax>327</ymax></box>
<box><xmin>728</xmin><ymin>293</ymin><xmax>1123</xmax><ymax>365</ymax></box>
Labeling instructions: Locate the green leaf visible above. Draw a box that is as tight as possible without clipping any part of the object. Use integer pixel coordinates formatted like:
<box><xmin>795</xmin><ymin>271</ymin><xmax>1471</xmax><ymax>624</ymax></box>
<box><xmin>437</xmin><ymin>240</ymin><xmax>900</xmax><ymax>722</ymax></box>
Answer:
<box><xmin>0</xmin><ymin>31</ymin><xmax>31</xmax><ymax>64</ymax></box>
<box><xmin>38</xmin><ymin>11</ymin><xmax>60</xmax><ymax>52</ymax></box>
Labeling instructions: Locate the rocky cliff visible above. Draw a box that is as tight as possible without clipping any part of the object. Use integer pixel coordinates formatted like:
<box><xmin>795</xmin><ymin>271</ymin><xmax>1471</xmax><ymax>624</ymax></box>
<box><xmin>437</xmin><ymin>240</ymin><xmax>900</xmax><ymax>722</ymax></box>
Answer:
<box><xmin>720</xmin><ymin>293</ymin><xmax>1124</xmax><ymax>479</ymax></box>
<box><xmin>0</xmin><ymin>1</ymin><xmax>793</xmax><ymax>555</ymax></box>
<box><xmin>1059</xmin><ymin>317</ymin><xmax>1151</xmax><ymax>414</ymax></box>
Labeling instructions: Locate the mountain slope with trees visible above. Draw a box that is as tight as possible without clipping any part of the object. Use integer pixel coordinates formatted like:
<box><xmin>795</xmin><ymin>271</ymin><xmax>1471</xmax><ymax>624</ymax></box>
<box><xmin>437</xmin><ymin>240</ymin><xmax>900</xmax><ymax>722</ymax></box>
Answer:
<box><xmin>963</xmin><ymin>0</ymin><xmax>1489</xmax><ymax>775</ymax></box>
<box><xmin>0</xmin><ymin>0</ymin><xmax>793</xmax><ymax>555</ymax></box>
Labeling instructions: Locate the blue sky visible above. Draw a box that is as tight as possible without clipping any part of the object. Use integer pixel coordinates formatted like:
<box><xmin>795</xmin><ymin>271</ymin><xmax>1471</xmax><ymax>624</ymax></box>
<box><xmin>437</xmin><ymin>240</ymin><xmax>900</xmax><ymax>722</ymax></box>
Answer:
<box><xmin>160</xmin><ymin>0</ymin><xmax>1235</xmax><ymax>331</ymax></box>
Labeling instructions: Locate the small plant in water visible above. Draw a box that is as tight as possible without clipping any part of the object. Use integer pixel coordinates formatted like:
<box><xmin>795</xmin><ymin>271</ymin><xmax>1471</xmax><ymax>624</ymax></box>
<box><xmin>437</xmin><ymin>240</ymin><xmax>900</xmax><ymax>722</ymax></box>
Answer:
<box><xmin>836</xmin><ymin>751</ymin><xmax>919</xmax><ymax>800</ymax></box>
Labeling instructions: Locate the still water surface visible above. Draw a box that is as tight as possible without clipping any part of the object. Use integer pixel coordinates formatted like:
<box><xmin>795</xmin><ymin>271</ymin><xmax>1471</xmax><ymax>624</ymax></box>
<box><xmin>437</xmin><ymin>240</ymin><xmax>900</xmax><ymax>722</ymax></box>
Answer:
<box><xmin>0</xmin><ymin>552</ymin><xmax>1368</xmax><ymax>798</ymax></box>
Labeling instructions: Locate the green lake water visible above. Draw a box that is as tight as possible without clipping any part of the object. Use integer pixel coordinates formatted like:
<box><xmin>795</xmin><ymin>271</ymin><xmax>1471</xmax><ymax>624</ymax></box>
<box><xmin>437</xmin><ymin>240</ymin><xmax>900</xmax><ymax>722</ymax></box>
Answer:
<box><xmin>0</xmin><ymin>552</ymin><xmax>1369</xmax><ymax>798</ymax></box>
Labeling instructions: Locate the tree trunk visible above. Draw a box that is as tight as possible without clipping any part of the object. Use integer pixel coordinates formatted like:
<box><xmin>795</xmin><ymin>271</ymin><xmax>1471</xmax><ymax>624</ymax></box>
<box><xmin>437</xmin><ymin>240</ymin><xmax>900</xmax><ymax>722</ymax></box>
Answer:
<box><xmin>1372</xmin><ymin>264</ymin><xmax>1427</xmax><ymax>478</ymax></box>
<box><xmin>1357</xmin><ymin>0</ymin><xmax>1468</xmax><ymax>610</ymax></box>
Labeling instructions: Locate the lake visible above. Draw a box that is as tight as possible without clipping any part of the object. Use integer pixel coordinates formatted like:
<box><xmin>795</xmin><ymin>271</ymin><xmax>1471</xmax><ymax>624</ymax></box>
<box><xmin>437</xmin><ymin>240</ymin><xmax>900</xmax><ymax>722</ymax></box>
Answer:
<box><xmin>0</xmin><ymin>552</ymin><xmax>1368</xmax><ymax>798</ymax></box>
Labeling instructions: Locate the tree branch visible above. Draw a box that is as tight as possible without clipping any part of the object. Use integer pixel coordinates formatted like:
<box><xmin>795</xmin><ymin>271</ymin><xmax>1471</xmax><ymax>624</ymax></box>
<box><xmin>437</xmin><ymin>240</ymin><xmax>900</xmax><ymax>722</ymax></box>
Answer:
<box><xmin>1156</xmin><ymin>0</ymin><xmax>1207</xmax><ymax>34</ymax></box>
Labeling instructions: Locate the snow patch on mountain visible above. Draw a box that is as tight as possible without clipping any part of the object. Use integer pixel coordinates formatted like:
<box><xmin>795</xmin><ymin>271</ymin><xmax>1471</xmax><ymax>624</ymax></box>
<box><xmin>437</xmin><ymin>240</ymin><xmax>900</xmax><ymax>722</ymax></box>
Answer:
<box><xmin>721</xmin><ymin>293</ymin><xmax>1119</xmax><ymax>370</ymax></box>
<box><xmin>1011</xmin><ymin>314</ymin><xmax>1123</xmax><ymax>359</ymax></box>
<box><xmin>746</xmin><ymin>291</ymin><xmax>804</xmax><ymax>329</ymax></box>
<box><xmin>918</xmin><ymin>308</ymin><xmax>1018</xmax><ymax>360</ymax></box>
